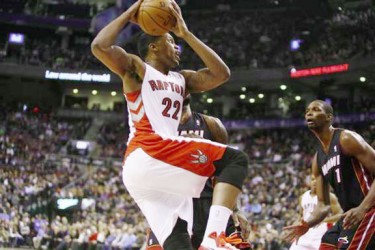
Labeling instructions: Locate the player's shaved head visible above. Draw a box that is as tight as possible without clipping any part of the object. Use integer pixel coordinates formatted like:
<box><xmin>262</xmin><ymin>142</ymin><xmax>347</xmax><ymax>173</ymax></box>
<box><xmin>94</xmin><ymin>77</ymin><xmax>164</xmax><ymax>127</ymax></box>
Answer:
<box><xmin>306</xmin><ymin>100</ymin><xmax>334</xmax><ymax>127</ymax></box>
<box><xmin>310</xmin><ymin>100</ymin><xmax>333</xmax><ymax>115</ymax></box>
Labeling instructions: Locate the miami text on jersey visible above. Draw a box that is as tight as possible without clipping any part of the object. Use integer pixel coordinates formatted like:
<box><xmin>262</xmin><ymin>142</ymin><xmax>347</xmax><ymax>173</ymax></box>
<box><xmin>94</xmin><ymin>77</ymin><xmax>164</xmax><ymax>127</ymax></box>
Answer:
<box><xmin>322</xmin><ymin>155</ymin><xmax>341</xmax><ymax>176</ymax></box>
<box><xmin>179</xmin><ymin>130</ymin><xmax>205</xmax><ymax>137</ymax></box>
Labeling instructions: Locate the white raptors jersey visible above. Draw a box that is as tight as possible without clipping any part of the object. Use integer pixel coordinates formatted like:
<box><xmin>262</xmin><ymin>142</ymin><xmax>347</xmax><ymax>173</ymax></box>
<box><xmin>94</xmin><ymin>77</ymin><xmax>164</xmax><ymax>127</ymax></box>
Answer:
<box><xmin>301</xmin><ymin>191</ymin><xmax>328</xmax><ymax>242</ymax></box>
<box><xmin>125</xmin><ymin>63</ymin><xmax>186</xmax><ymax>142</ymax></box>
<box><xmin>122</xmin><ymin>64</ymin><xmax>227</xmax><ymax>246</ymax></box>
<box><xmin>301</xmin><ymin>190</ymin><xmax>318</xmax><ymax>221</ymax></box>
<box><xmin>293</xmin><ymin>190</ymin><xmax>328</xmax><ymax>248</ymax></box>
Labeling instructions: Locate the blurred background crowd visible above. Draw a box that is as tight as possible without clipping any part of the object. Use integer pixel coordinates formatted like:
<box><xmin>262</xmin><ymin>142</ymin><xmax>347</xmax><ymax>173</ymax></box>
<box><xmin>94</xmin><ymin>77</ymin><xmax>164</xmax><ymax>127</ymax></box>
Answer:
<box><xmin>1</xmin><ymin>7</ymin><xmax>374</xmax><ymax>70</ymax></box>
<box><xmin>1</xmin><ymin>106</ymin><xmax>375</xmax><ymax>249</ymax></box>
<box><xmin>1</xmin><ymin>0</ymin><xmax>375</xmax><ymax>249</ymax></box>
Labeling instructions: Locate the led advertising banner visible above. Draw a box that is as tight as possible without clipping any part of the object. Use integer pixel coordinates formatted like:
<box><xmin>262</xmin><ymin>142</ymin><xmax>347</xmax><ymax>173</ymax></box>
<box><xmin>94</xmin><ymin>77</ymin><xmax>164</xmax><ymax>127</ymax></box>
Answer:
<box><xmin>290</xmin><ymin>64</ymin><xmax>349</xmax><ymax>78</ymax></box>
<box><xmin>45</xmin><ymin>70</ymin><xmax>111</xmax><ymax>83</ymax></box>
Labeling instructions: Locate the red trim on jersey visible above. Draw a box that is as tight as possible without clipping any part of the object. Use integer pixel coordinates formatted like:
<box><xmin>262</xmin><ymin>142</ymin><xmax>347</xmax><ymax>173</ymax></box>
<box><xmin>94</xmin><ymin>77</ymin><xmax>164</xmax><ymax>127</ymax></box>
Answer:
<box><xmin>347</xmin><ymin>208</ymin><xmax>375</xmax><ymax>250</ymax></box>
<box><xmin>125</xmin><ymin>133</ymin><xmax>226</xmax><ymax>176</ymax></box>
<box><xmin>146</xmin><ymin>246</ymin><xmax>163</xmax><ymax>250</ymax></box>
<box><xmin>352</xmin><ymin>159</ymin><xmax>370</xmax><ymax>196</ymax></box>
<box><xmin>134</xmin><ymin>115</ymin><xmax>153</xmax><ymax>132</ymax></box>
<box><xmin>124</xmin><ymin>117</ymin><xmax>154</xmax><ymax>160</ymax></box>
<box><xmin>126</xmin><ymin>90</ymin><xmax>143</xmax><ymax>114</ymax></box>
<box><xmin>319</xmin><ymin>243</ymin><xmax>337</xmax><ymax>250</ymax></box>
<box><xmin>125</xmin><ymin>89</ymin><xmax>141</xmax><ymax>102</ymax></box>
<box><xmin>362</xmin><ymin>162</ymin><xmax>374</xmax><ymax>189</ymax></box>
<box><xmin>124</xmin><ymin>90</ymin><xmax>154</xmax><ymax>134</ymax></box>
<box><xmin>124</xmin><ymin>89</ymin><xmax>226</xmax><ymax>176</ymax></box>
<box><xmin>129</xmin><ymin>102</ymin><xmax>144</xmax><ymax>114</ymax></box>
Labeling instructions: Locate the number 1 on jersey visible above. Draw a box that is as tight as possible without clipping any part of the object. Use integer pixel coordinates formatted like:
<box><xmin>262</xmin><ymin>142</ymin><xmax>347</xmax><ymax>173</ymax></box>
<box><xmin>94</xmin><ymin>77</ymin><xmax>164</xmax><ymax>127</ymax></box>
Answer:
<box><xmin>335</xmin><ymin>168</ymin><xmax>341</xmax><ymax>183</ymax></box>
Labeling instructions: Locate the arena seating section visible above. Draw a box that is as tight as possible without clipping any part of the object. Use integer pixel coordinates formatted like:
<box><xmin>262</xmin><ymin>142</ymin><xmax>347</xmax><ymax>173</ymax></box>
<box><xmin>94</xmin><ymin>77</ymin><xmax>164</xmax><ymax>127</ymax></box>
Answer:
<box><xmin>1</xmin><ymin>102</ymin><xmax>374</xmax><ymax>248</ymax></box>
<box><xmin>0</xmin><ymin>7</ymin><xmax>374</xmax><ymax>70</ymax></box>
<box><xmin>1</xmin><ymin>2</ymin><xmax>375</xmax><ymax>249</ymax></box>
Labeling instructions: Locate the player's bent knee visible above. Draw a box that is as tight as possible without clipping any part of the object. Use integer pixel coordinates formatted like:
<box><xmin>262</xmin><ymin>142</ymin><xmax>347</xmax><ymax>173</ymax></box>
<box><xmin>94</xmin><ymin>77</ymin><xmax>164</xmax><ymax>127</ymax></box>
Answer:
<box><xmin>214</xmin><ymin>147</ymin><xmax>249</xmax><ymax>189</ymax></box>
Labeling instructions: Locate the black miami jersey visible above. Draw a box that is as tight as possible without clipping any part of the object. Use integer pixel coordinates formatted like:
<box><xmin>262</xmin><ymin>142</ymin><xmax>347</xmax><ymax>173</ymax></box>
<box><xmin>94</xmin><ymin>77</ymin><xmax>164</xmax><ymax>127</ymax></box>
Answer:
<box><xmin>316</xmin><ymin>129</ymin><xmax>374</xmax><ymax>212</ymax></box>
<box><xmin>178</xmin><ymin>111</ymin><xmax>214</xmax><ymax>198</ymax></box>
<box><xmin>178</xmin><ymin>111</ymin><xmax>213</xmax><ymax>140</ymax></box>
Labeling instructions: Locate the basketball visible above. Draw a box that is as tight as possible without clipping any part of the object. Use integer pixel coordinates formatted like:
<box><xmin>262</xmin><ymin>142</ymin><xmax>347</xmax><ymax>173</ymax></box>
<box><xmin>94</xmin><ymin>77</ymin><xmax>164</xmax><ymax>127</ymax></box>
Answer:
<box><xmin>137</xmin><ymin>0</ymin><xmax>176</xmax><ymax>36</ymax></box>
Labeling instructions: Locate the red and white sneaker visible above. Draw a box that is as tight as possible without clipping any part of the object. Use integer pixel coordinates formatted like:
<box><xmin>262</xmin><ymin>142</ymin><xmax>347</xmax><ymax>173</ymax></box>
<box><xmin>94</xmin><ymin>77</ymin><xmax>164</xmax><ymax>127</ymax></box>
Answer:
<box><xmin>198</xmin><ymin>232</ymin><xmax>240</xmax><ymax>250</ymax></box>
<box><xmin>225</xmin><ymin>232</ymin><xmax>253</xmax><ymax>250</ymax></box>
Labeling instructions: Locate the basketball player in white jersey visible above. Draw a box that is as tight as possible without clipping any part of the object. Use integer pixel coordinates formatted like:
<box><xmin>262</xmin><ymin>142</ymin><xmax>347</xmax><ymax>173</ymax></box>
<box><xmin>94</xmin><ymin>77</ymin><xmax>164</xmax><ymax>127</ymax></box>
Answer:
<box><xmin>91</xmin><ymin>1</ymin><xmax>249</xmax><ymax>249</ymax></box>
<box><xmin>289</xmin><ymin>175</ymin><xmax>342</xmax><ymax>250</ymax></box>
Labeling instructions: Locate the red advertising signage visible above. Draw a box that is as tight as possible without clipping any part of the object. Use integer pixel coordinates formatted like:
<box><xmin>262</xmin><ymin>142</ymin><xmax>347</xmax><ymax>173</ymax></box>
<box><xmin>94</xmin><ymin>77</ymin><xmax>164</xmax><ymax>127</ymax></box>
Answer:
<box><xmin>290</xmin><ymin>64</ymin><xmax>349</xmax><ymax>78</ymax></box>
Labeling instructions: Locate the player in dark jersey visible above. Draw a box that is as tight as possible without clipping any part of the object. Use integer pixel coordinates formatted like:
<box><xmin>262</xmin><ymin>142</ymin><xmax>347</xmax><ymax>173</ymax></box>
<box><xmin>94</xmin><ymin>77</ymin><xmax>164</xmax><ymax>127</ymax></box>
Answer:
<box><xmin>283</xmin><ymin>100</ymin><xmax>375</xmax><ymax>249</ymax></box>
<box><xmin>146</xmin><ymin>95</ymin><xmax>252</xmax><ymax>250</ymax></box>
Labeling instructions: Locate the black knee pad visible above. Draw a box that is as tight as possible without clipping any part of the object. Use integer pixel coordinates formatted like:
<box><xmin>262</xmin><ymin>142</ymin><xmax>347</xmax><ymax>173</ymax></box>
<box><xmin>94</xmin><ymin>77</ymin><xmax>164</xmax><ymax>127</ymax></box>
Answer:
<box><xmin>163</xmin><ymin>217</ymin><xmax>193</xmax><ymax>250</ymax></box>
<box><xmin>213</xmin><ymin>147</ymin><xmax>249</xmax><ymax>190</ymax></box>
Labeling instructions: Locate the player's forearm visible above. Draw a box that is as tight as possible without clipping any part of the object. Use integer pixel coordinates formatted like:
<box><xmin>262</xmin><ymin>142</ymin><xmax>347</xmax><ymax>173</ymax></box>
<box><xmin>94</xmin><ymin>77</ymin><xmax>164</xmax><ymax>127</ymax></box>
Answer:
<box><xmin>359</xmin><ymin>182</ymin><xmax>375</xmax><ymax>212</ymax></box>
<box><xmin>92</xmin><ymin>12</ymin><xmax>131</xmax><ymax>49</ymax></box>
<box><xmin>182</xmin><ymin>32</ymin><xmax>230</xmax><ymax>82</ymax></box>
<box><xmin>306</xmin><ymin>205</ymin><xmax>330</xmax><ymax>227</ymax></box>
<box><xmin>323</xmin><ymin>213</ymin><xmax>342</xmax><ymax>223</ymax></box>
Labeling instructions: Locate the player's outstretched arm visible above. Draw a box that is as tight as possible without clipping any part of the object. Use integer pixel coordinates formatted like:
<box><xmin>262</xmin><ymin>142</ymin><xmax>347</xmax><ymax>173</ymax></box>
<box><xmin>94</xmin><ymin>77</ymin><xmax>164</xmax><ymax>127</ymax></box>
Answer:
<box><xmin>340</xmin><ymin>130</ymin><xmax>375</xmax><ymax>229</ymax></box>
<box><xmin>91</xmin><ymin>0</ymin><xmax>145</xmax><ymax>93</ymax></box>
<box><xmin>168</xmin><ymin>1</ymin><xmax>230</xmax><ymax>93</ymax></box>
<box><xmin>283</xmin><ymin>154</ymin><xmax>331</xmax><ymax>242</ymax></box>
<box><xmin>281</xmin><ymin>195</ymin><xmax>303</xmax><ymax>243</ymax></box>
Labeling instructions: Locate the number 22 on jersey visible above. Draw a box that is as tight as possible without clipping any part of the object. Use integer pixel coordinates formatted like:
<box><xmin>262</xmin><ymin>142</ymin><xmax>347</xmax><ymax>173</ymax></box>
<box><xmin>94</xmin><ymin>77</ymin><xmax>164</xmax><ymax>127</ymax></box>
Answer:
<box><xmin>162</xmin><ymin>97</ymin><xmax>181</xmax><ymax>120</ymax></box>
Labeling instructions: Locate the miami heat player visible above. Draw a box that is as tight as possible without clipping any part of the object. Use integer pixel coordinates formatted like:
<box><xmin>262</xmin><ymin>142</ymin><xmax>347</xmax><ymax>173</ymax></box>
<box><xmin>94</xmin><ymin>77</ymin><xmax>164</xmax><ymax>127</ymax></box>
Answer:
<box><xmin>284</xmin><ymin>100</ymin><xmax>375</xmax><ymax>249</ymax></box>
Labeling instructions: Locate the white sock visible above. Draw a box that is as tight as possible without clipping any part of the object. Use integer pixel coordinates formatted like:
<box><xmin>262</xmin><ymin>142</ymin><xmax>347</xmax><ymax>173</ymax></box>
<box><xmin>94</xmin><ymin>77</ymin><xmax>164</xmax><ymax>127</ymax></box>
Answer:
<box><xmin>201</xmin><ymin>205</ymin><xmax>232</xmax><ymax>246</ymax></box>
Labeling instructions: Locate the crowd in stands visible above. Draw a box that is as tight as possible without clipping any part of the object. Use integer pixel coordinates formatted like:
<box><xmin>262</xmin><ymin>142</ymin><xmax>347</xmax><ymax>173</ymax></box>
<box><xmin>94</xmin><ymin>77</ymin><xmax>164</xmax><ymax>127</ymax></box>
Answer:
<box><xmin>0</xmin><ymin>0</ymin><xmax>102</xmax><ymax>18</ymax></box>
<box><xmin>1</xmin><ymin>7</ymin><xmax>374</xmax><ymax>70</ymax></box>
<box><xmin>0</xmin><ymin>93</ymin><xmax>374</xmax><ymax>250</ymax></box>
<box><xmin>2</xmin><ymin>34</ymin><xmax>103</xmax><ymax>71</ymax></box>
<box><xmin>1</xmin><ymin>2</ymin><xmax>375</xmax><ymax>249</ymax></box>
<box><xmin>226</xmin><ymin>96</ymin><xmax>375</xmax><ymax>120</ymax></box>
<box><xmin>1</xmin><ymin>100</ymin><xmax>375</xmax><ymax>249</ymax></box>
<box><xmin>0</xmin><ymin>108</ymin><xmax>91</xmax><ymax>167</ymax></box>
<box><xmin>96</xmin><ymin>122</ymin><xmax>129</xmax><ymax>159</ymax></box>
<box><xmin>180</xmin><ymin>8</ymin><xmax>375</xmax><ymax>69</ymax></box>
<box><xmin>1</xmin><ymin>1</ymin><xmax>375</xmax><ymax>238</ymax></box>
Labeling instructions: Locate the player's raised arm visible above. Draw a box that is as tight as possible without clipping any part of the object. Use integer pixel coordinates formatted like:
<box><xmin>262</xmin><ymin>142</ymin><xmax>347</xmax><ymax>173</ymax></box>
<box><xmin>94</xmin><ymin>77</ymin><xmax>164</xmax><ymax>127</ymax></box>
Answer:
<box><xmin>167</xmin><ymin>1</ymin><xmax>230</xmax><ymax>93</ymax></box>
<box><xmin>91</xmin><ymin>0</ymin><xmax>145</xmax><ymax>92</ymax></box>
<box><xmin>340</xmin><ymin>130</ymin><xmax>375</xmax><ymax>229</ymax></box>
